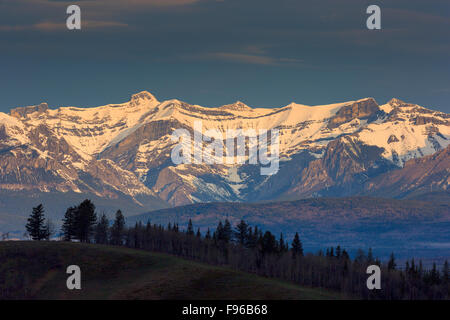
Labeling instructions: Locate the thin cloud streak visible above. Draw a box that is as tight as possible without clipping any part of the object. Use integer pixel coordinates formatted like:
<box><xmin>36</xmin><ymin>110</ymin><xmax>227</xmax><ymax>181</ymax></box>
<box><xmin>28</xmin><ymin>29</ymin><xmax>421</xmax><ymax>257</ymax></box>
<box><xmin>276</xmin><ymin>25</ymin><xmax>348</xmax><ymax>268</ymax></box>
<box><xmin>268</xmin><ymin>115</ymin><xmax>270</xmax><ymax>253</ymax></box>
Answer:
<box><xmin>0</xmin><ymin>21</ymin><xmax>129</xmax><ymax>32</ymax></box>
<box><xmin>196</xmin><ymin>52</ymin><xmax>304</xmax><ymax>66</ymax></box>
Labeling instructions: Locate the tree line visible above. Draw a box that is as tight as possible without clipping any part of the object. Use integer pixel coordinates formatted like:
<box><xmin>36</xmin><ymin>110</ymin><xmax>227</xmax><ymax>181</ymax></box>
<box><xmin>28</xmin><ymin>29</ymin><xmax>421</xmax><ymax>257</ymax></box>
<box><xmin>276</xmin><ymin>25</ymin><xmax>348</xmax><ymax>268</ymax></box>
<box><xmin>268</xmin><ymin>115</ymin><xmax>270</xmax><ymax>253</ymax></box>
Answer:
<box><xmin>24</xmin><ymin>201</ymin><xmax>450</xmax><ymax>299</ymax></box>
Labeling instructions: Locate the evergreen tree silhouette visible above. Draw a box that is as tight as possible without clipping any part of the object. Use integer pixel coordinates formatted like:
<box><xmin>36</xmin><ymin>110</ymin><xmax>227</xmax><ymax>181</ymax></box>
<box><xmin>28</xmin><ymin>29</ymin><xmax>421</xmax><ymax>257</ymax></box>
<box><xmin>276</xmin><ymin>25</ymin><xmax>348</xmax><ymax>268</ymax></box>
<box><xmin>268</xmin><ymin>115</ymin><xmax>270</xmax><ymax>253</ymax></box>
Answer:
<box><xmin>388</xmin><ymin>252</ymin><xmax>396</xmax><ymax>271</ymax></box>
<box><xmin>223</xmin><ymin>219</ymin><xmax>232</xmax><ymax>243</ymax></box>
<box><xmin>187</xmin><ymin>219</ymin><xmax>194</xmax><ymax>236</ymax></box>
<box><xmin>73</xmin><ymin>199</ymin><xmax>97</xmax><ymax>243</ymax></box>
<box><xmin>234</xmin><ymin>220</ymin><xmax>249</xmax><ymax>246</ymax></box>
<box><xmin>25</xmin><ymin>204</ymin><xmax>47</xmax><ymax>241</ymax></box>
<box><xmin>291</xmin><ymin>232</ymin><xmax>303</xmax><ymax>258</ymax></box>
<box><xmin>95</xmin><ymin>213</ymin><xmax>109</xmax><ymax>244</ymax></box>
<box><xmin>111</xmin><ymin>209</ymin><xmax>125</xmax><ymax>245</ymax></box>
<box><xmin>61</xmin><ymin>206</ymin><xmax>76</xmax><ymax>241</ymax></box>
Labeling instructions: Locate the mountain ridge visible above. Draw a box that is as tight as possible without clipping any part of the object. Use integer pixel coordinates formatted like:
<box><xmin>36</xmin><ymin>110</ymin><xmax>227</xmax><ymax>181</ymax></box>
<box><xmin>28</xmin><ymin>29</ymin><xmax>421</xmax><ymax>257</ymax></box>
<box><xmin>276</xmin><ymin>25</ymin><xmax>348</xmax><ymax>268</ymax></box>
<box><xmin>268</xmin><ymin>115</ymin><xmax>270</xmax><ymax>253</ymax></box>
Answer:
<box><xmin>0</xmin><ymin>91</ymin><xmax>449</xmax><ymax>234</ymax></box>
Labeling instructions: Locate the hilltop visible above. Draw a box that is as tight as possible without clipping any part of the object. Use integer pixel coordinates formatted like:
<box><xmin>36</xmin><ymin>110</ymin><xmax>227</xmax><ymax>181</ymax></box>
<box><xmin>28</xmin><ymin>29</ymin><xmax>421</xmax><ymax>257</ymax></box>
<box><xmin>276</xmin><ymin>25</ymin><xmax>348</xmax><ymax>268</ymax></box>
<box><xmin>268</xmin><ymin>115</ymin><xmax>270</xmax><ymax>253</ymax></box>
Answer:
<box><xmin>0</xmin><ymin>241</ymin><xmax>342</xmax><ymax>300</ymax></box>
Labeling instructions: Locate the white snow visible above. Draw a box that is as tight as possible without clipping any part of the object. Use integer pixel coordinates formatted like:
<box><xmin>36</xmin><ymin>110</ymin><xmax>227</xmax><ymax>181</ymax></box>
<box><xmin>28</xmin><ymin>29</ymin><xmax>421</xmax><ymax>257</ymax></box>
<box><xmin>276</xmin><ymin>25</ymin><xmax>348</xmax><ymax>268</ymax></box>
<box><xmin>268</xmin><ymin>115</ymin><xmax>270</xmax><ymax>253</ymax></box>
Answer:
<box><xmin>4</xmin><ymin>92</ymin><xmax>449</xmax><ymax>200</ymax></box>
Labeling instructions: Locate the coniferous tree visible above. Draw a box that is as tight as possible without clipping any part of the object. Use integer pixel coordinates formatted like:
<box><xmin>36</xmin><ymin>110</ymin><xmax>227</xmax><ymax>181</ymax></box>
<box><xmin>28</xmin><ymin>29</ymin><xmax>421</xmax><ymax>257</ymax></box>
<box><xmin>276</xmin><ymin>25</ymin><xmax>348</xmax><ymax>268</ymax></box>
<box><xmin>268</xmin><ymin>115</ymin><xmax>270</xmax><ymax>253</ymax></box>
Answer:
<box><xmin>336</xmin><ymin>245</ymin><xmax>341</xmax><ymax>259</ymax></box>
<box><xmin>246</xmin><ymin>227</ymin><xmax>258</xmax><ymax>249</ymax></box>
<box><xmin>215</xmin><ymin>221</ymin><xmax>224</xmax><ymax>242</ymax></box>
<box><xmin>61</xmin><ymin>206</ymin><xmax>76</xmax><ymax>241</ymax></box>
<box><xmin>110</xmin><ymin>209</ymin><xmax>125</xmax><ymax>245</ymax></box>
<box><xmin>342</xmin><ymin>249</ymin><xmax>350</xmax><ymax>261</ymax></box>
<box><xmin>388</xmin><ymin>252</ymin><xmax>396</xmax><ymax>271</ymax></box>
<box><xmin>25</xmin><ymin>204</ymin><xmax>47</xmax><ymax>241</ymax></box>
<box><xmin>291</xmin><ymin>232</ymin><xmax>303</xmax><ymax>258</ymax></box>
<box><xmin>367</xmin><ymin>248</ymin><xmax>374</xmax><ymax>264</ymax></box>
<box><xmin>72</xmin><ymin>199</ymin><xmax>97</xmax><ymax>243</ymax></box>
<box><xmin>261</xmin><ymin>231</ymin><xmax>277</xmax><ymax>254</ymax></box>
<box><xmin>234</xmin><ymin>220</ymin><xmax>249</xmax><ymax>246</ymax></box>
<box><xmin>410</xmin><ymin>258</ymin><xmax>416</xmax><ymax>276</ymax></box>
<box><xmin>223</xmin><ymin>219</ymin><xmax>233</xmax><ymax>243</ymax></box>
<box><xmin>329</xmin><ymin>247</ymin><xmax>334</xmax><ymax>258</ymax></box>
<box><xmin>132</xmin><ymin>222</ymin><xmax>141</xmax><ymax>248</ymax></box>
<box><xmin>95</xmin><ymin>213</ymin><xmax>109</xmax><ymax>244</ymax></box>
<box><xmin>430</xmin><ymin>263</ymin><xmax>440</xmax><ymax>285</ymax></box>
<box><xmin>43</xmin><ymin>219</ymin><xmax>54</xmax><ymax>241</ymax></box>
<box><xmin>355</xmin><ymin>249</ymin><xmax>366</xmax><ymax>264</ymax></box>
<box><xmin>279</xmin><ymin>233</ymin><xmax>287</xmax><ymax>253</ymax></box>
<box><xmin>443</xmin><ymin>260</ymin><xmax>449</xmax><ymax>284</ymax></box>
<box><xmin>418</xmin><ymin>260</ymin><xmax>423</xmax><ymax>276</ymax></box>
<box><xmin>187</xmin><ymin>219</ymin><xmax>194</xmax><ymax>236</ymax></box>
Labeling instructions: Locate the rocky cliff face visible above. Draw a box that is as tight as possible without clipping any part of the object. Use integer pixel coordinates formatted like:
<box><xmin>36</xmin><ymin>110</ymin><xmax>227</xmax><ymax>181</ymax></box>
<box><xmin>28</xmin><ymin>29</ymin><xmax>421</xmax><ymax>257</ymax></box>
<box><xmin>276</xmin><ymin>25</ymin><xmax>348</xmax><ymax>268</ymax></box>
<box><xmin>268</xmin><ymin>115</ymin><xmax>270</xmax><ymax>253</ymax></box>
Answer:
<box><xmin>0</xmin><ymin>91</ymin><xmax>449</xmax><ymax>221</ymax></box>
<box><xmin>362</xmin><ymin>144</ymin><xmax>450</xmax><ymax>199</ymax></box>
<box><xmin>327</xmin><ymin>98</ymin><xmax>380</xmax><ymax>129</ymax></box>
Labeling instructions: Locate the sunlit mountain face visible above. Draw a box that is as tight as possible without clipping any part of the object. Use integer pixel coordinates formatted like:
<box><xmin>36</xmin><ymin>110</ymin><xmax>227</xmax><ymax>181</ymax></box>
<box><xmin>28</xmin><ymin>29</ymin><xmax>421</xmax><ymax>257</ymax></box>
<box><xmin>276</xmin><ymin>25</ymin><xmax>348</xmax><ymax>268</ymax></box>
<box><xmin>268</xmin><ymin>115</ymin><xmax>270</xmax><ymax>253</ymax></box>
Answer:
<box><xmin>1</xmin><ymin>91</ymin><xmax>449</xmax><ymax>237</ymax></box>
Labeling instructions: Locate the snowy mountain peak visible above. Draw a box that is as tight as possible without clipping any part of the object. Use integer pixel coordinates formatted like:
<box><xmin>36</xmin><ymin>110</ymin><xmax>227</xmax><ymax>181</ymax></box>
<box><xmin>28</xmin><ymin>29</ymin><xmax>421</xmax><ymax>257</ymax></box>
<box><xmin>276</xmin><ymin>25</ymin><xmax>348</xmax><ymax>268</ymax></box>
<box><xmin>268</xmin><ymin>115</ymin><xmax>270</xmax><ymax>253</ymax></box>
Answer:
<box><xmin>219</xmin><ymin>101</ymin><xmax>252</xmax><ymax>112</ymax></box>
<box><xmin>10</xmin><ymin>102</ymin><xmax>49</xmax><ymax>119</ymax></box>
<box><xmin>1</xmin><ymin>92</ymin><xmax>449</xmax><ymax>208</ymax></box>
<box><xmin>387</xmin><ymin>98</ymin><xmax>406</xmax><ymax>106</ymax></box>
<box><xmin>130</xmin><ymin>91</ymin><xmax>157</xmax><ymax>103</ymax></box>
<box><xmin>357</xmin><ymin>97</ymin><xmax>377</xmax><ymax>103</ymax></box>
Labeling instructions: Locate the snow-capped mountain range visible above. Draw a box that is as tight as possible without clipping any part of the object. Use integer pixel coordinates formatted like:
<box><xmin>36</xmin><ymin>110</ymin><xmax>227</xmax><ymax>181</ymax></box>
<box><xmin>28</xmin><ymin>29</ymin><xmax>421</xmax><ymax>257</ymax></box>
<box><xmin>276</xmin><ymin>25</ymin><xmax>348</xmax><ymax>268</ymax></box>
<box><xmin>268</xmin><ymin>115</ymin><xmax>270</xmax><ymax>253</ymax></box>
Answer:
<box><xmin>0</xmin><ymin>91</ymin><xmax>449</xmax><ymax>215</ymax></box>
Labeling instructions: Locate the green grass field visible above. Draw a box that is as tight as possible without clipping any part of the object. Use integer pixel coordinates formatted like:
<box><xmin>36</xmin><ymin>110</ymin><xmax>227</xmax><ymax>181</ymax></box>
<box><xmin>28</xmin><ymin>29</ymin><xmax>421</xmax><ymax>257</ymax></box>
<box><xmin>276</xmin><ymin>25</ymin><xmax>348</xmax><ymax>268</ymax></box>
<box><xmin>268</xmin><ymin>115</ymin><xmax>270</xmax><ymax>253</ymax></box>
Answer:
<box><xmin>0</xmin><ymin>241</ymin><xmax>344</xmax><ymax>300</ymax></box>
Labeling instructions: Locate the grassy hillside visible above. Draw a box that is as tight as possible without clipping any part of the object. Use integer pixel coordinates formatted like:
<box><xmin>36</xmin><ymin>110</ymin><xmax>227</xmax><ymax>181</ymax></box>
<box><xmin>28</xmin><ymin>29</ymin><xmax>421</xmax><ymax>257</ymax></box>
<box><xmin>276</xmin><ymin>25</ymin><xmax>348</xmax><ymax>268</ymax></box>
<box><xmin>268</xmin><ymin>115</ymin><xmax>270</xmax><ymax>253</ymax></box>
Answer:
<box><xmin>0</xmin><ymin>241</ymin><xmax>343</xmax><ymax>300</ymax></box>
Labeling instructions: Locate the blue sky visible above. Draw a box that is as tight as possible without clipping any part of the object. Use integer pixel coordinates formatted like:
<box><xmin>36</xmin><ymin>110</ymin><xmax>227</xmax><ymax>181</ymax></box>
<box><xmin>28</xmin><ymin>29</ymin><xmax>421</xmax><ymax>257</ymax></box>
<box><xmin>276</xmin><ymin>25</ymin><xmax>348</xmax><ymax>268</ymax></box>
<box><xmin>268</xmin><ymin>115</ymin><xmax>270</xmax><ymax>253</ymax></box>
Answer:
<box><xmin>1</xmin><ymin>0</ymin><xmax>449</xmax><ymax>113</ymax></box>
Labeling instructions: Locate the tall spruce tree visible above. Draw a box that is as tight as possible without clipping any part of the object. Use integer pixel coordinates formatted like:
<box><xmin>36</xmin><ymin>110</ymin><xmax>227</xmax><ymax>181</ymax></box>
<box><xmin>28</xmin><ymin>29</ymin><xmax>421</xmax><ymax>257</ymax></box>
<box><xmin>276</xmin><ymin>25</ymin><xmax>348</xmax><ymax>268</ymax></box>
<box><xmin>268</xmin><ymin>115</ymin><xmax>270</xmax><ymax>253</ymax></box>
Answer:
<box><xmin>430</xmin><ymin>263</ymin><xmax>440</xmax><ymax>285</ymax></box>
<box><xmin>187</xmin><ymin>219</ymin><xmax>194</xmax><ymax>236</ymax></box>
<box><xmin>73</xmin><ymin>199</ymin><xmax>97</xmax><ymax>243</ymax></box>
<box><xmin>291</xmin><ymin>232</ymin><xmax>303</xmax><ymax>258</ymax></box>
<box><xmin>95</xmin><ymin>213</ymin><xmax>109</xmax><ymax>244</ymax></box>
<box><xmin>215</xmin><ymin>221</ymin><xmax>224</xmax><ymax>242</ymax></box>
<box><xmin>111</xmin><ymin>209</ymin><xmax>125</xmax><ymax>245</ymax></box>
<box><xmin>279</xmin><ymin>233</ymin><xmax>288</xmax><ymax>253</ymax></box>
<box><xmin>367</xmin><ymin>247</ymin><xmax>374</xmax><ymax>264</ymax></box>
<box><xmin>234</xmin><ymin>220</ymin><xmax>249</xmax><ymax>246</ymax></box>
<box><xmin>25</xmin><ymin>204</ymin><xmax>47</xmax><ymax>241</ymax></box>
<box><xmin>223</xmin><ymin>219</ymin><xmax>233</xmax><ymax>243</ymax></box>
<box><xmin>387</xmin><ymin>252</ymin><xmax>397</xmax><ymax>271</ymax></box>
<box><xmin>61</xmin><ymin>206</ymin><xmax>76</xmax><ymax>241</ymax></box>
<box><xmin>261</xmin><ymin>231</ymin><xmax>277</xmax><ymax>254</ymax></box>
<box><xmin>336</xmin><ymin>245</ymin><xmax>342</xmax><ymax>259</ymax></box>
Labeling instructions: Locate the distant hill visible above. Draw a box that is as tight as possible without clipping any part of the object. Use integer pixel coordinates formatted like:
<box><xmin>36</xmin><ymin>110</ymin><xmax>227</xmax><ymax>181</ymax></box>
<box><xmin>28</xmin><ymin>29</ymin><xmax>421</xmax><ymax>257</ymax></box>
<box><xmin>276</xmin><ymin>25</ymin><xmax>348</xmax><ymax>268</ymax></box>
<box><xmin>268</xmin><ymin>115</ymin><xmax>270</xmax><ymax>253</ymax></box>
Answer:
<box><xmin>128</xmin><ymin>197</ymin><xmax>450</xmax><ymax>262</ymax></box>
<box><xmin>0</xmin><ymin>241</ymin><xmax>342</xmax><ymax>300</ymax></box>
